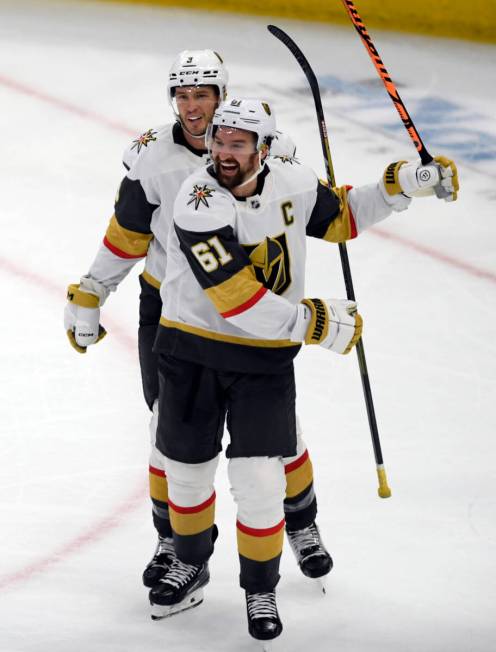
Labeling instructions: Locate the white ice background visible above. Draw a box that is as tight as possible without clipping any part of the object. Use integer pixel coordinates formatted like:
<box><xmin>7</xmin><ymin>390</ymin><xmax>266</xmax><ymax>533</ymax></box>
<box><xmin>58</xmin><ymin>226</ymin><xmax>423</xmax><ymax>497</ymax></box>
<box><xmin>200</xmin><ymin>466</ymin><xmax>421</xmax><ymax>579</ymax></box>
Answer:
<box><xmin>1</xmin><ymin>1</ymin><xmax>495</xmax><ymax>650</ymax></box>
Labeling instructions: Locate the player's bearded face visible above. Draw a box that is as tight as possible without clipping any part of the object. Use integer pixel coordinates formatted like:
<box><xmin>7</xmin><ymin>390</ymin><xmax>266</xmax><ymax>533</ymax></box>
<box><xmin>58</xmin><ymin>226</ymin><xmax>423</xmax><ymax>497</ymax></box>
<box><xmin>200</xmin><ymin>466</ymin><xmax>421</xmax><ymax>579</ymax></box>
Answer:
<box><xmin>212</xmin><ymin>127</ymin><xmax>260</xmax><ymax>189</ymax></box>
<box><xmin>175</xmin><ymin>86</ymin><xmax>218</xmax><ymax>136</ymax></box>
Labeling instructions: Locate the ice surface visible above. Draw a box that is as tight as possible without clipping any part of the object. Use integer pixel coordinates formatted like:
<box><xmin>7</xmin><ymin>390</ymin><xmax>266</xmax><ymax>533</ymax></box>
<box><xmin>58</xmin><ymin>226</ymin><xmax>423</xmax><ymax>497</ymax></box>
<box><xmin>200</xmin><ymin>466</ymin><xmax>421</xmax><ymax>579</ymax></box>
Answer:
<box><xmin>1</xmin><ymin>1</ymin><xmax>495</xmax><ymax>651</ymax></box>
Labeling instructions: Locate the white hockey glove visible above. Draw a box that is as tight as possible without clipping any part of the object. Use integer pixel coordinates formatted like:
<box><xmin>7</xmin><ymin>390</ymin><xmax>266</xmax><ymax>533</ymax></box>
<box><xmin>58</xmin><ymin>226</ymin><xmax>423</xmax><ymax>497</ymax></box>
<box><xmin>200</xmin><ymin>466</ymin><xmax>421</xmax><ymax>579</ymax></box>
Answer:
<box><xmin>64</xmin><ymin>279</ymin><xmax>107</xmax><ymax>354</ymax></box>
<box><xmin>382</xmin><ymin>156</ymin><xmax>459</xmax><ymax>202</ymax></box>
<box><xmin>291</xmin><ymin>298</ymin><xmax>363</xmax><ymax>355</ymax></box>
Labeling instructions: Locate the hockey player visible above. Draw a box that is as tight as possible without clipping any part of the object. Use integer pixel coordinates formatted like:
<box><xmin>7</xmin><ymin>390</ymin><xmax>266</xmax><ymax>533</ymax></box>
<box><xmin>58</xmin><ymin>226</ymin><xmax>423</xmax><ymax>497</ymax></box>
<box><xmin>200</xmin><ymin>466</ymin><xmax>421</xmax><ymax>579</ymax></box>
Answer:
<box><xmin>147</xmin><ymin>98</ymin><xmax>458</xmax><ymax>646</ymax></box>
<box><xmin>63</xmin><ymin>51</ymin><xmax>333</xmax><ymax>594</ymax></box>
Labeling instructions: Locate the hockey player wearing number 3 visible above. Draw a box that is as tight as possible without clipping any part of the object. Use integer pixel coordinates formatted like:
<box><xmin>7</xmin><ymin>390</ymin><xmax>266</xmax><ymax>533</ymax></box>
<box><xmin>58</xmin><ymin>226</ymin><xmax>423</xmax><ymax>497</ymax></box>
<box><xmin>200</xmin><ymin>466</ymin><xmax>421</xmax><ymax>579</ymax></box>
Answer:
<box><xmin>63</xmin><ymin>51</ymin><xmax>333</xmax><ymax>598</ymax></box>
<box><xmin>148</xmin><ymin>98</ymin><xmax>459</xmax><ymax>647</ymax></box>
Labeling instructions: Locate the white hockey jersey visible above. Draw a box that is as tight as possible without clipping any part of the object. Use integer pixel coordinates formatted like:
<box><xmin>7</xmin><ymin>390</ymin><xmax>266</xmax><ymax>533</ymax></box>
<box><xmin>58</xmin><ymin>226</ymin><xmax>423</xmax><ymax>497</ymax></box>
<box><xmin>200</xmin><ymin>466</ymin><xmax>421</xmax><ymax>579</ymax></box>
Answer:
<box><xmin>86</xmin><ymin>125</ymin><xmax>299</xmax><ymax>295</ymax></box>
<box><xmin>156</xmin><ymin>158</ymin><xmax>396</xmax><ymax>374</ymax></box>
<box><xmin>86</xmin><ymin>122</ymin><xmax>210</xmax><ymax>293</ymax></box>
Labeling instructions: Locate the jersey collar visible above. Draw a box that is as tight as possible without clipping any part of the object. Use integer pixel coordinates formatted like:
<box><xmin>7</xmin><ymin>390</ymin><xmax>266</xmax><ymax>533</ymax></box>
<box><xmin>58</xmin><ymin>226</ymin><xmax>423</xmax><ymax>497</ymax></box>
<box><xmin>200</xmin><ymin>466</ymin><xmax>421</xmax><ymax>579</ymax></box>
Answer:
<box><xmin>172</xmin><ymin>121</ymin><xmax>208</xmax><ymax>158</ymax></box>
<box><xmin>206</xmin><ymin>164</ymin><xmax>270</xmax><ymax>203</ymax></box>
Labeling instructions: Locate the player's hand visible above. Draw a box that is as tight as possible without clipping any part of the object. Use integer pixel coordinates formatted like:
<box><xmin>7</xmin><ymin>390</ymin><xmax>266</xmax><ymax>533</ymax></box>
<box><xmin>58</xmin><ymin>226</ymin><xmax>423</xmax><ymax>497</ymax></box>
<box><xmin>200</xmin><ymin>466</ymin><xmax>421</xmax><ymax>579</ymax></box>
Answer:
<box><xmin>291</xmin><ymin>298</ymin><xmax>363</xmax><ymax>354</ymax></box>
<box><xmin>64</xmin><ymin>283</ymin><xmax>107</xmax><ymax>353</ymax></box>
<box><xmin>382</xmin><ymin>156</ymin><xmax>459</xmax><ymax>202</ymax></box>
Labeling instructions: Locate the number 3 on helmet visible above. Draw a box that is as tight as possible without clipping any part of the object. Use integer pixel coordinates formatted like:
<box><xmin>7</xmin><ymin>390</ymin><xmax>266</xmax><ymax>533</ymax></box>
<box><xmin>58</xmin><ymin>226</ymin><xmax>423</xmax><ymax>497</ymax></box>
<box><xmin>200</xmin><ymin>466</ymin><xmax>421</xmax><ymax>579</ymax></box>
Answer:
<box><xmin>167</xmin><ymin>49</ymin><xmax>229</xmax><ymax>117</ymax></box>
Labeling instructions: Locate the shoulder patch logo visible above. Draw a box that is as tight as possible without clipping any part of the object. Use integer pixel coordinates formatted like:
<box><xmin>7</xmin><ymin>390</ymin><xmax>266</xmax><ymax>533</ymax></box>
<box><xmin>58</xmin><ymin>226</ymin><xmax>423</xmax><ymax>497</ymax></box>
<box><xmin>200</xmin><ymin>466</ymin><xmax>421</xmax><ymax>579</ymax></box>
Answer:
<box><xmin>187</xmin><ymin>184</ymin><xmax>215</xmax><ymax>210</ymax></box>
<box><xmin>242</xmin><ymin>233</ymin><xmax>292</xmax><ymax>295</ymax></box>
<box><xmin>131</xmin><ymin>129</ymin><xmax>157</xmax><ymax>153</ymax></box>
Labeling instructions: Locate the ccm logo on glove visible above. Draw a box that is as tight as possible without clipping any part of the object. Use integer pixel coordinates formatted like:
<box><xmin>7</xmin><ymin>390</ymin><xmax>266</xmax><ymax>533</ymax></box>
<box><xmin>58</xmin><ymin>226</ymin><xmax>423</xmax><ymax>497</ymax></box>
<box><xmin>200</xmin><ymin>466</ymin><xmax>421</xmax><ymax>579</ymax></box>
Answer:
<box><xmin>64</xmin><ymin>283</ymin><xmax>107</xmax><ymax>353</ymax></box>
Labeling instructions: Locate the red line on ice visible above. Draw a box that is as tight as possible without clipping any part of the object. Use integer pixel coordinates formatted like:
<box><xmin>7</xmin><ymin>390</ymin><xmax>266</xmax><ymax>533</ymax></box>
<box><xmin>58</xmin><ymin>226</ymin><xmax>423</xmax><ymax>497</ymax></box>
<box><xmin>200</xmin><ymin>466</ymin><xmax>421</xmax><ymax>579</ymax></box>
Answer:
<box><xmin>0</xmin><ymin>484</ymin><xmax>146</xmax><ymax>591</ymax></box>
<box><xmin>0</xmin><ymin>256</ymin><xmax>145</xmax><ymax>591</ymax></box>
<box><xmin>370</xmin><ymin>227</ymin><xmax>496</xmax><ymax>284</ymax></box>
<box><xmin>0</xmin><ymin>73</ymin><xmax>137</xmax><ymax>136</ymax></box>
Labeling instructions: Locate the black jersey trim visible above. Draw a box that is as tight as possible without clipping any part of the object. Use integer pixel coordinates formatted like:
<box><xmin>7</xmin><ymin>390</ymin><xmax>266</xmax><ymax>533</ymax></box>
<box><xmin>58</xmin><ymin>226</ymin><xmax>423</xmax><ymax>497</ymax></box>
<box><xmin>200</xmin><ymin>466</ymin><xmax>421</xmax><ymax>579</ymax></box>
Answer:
<box><xmin>172</xmin><ymin>121</ymin><xmax>208</xmax><ymax>158</ymax></box>
<box><xmin>154</xmin><ymin>322</ymin><xmax>300</xmax><ymax>374</ymax></box>
<box><xmin>115</xmin><ymin>176</ymin><xmax>158</xmax><ymax>234</ymax></box>
<box><xmin>305</xmin><ymin>181</ymin><xmax>341</xmax><ymax>238</ymax></box>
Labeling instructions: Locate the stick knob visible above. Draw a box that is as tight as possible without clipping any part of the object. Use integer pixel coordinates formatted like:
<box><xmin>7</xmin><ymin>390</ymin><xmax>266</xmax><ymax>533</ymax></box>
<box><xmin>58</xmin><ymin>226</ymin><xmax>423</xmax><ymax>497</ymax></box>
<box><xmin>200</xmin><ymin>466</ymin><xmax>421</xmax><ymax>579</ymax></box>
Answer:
<box><xmin>377</xmin><ymin>465</ymin><xmax>392</xmax><ymax>498</ymax></box>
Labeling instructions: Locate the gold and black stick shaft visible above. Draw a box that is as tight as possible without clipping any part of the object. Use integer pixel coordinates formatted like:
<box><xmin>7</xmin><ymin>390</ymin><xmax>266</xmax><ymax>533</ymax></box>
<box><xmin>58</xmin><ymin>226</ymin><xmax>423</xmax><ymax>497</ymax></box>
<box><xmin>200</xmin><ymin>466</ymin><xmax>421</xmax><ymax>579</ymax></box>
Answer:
<box><xmin>268</xmin><ymin>24</ymin><xmax>391</xmax><ymax>498</ymax></box>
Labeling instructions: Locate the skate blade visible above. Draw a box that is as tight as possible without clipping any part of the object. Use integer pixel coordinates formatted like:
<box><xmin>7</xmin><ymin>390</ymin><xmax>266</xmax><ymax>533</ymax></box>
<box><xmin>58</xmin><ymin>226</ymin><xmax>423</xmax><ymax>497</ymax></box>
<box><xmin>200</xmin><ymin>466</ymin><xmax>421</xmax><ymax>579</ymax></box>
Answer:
<box><xmin>150</xmin><ymin>588</ymin><xmax>204</xmax><ymax>620</ymax></box>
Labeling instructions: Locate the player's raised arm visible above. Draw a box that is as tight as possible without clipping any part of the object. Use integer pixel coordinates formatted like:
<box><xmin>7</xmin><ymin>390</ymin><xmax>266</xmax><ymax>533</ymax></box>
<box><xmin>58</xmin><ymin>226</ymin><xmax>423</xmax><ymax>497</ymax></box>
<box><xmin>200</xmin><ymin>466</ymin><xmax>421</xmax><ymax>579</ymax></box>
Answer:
<box><xmin>305</xmin><ymin>155</ymin><xmax>459</xmax><ymax>244</ymax></box>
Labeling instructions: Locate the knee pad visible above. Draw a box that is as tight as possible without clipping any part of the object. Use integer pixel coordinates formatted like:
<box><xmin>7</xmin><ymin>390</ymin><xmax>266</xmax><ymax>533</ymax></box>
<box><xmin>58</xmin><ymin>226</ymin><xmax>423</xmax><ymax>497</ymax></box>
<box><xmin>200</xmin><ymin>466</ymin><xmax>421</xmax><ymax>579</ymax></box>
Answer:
<box><xmin>228</xmin><ymin>457</ymin><xmax>286</xmax><ymax>528</ymax></box>
<box><xmin>165</xmin><ymin>455</ymin><xmax>219</xmax><ymax>507</ymax></box>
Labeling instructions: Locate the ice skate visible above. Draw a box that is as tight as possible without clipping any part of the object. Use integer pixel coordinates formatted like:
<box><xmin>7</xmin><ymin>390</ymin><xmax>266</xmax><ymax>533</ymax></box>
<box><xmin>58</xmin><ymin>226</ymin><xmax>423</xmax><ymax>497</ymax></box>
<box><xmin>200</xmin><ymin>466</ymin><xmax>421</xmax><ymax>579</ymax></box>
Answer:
<box><xmin>149</xmin><ymin>558</ymin><xmax>209</xmax><ymax>620</ymax></box>
<box><xmin>286</xmin><ymin>521</ymin><xmax>333</xmax><ymax>585</ymax></box>
<box><xmin>246</xmin><ymin>590</ymin><xmax>283</xmax><ymax>648</ymax></box>
<box><xmin>142</xmin><ymin>535</ymin><xmax>176</xmax><ymax>588</ymax></box>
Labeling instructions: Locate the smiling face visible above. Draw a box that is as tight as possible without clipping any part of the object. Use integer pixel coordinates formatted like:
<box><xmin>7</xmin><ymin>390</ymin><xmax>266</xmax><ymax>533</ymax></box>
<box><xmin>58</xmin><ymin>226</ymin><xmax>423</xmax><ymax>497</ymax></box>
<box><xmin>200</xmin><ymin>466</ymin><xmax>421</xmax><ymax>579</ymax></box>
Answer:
<box><xmin>211</xmin><ymin>125</ymin><xmax>261</xmax><ymax>191</ymax></box>
<box><xmin>174</xmin><ymin>85</ymin><xmax>219</xmax><ymax>147</ymax></box>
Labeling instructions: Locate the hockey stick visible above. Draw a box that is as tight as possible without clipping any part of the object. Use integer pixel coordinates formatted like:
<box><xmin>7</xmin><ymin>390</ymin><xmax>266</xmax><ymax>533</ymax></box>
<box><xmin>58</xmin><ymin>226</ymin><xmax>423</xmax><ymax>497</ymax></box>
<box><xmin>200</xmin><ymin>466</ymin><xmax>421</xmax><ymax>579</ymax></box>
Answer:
<box><xmin>267</xmin><ymin>24</ymin><xmax>391</xmax><ymax>498</ymax></box>
<box><xmin>340</xmin><ymin>0</ymin><xmax>433</xmax><ymax>165</ymax></box>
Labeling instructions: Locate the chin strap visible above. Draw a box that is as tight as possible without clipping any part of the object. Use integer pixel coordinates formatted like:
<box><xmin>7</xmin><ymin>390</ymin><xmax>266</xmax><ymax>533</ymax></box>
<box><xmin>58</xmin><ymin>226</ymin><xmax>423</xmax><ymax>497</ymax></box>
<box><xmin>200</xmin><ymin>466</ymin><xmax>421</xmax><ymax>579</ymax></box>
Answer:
<box><xmin>232</xmin><ymin>152</ymin><xmax>266</xmax><ymax>192</ymax></box>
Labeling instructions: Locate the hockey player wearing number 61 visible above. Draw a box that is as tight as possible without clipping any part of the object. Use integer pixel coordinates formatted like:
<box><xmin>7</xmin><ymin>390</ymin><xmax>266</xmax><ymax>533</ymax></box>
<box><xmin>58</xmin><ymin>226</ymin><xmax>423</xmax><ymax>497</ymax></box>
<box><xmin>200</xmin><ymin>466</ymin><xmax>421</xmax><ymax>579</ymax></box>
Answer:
<box><xmin>148</xmin><ymin>97</ymin><xmax>459</xmax><ymax>647</ymax></box>
<box><xmin>63</xmin><ymin>50</ymin><xmax>333</xmax><ymax>600</ymax></box>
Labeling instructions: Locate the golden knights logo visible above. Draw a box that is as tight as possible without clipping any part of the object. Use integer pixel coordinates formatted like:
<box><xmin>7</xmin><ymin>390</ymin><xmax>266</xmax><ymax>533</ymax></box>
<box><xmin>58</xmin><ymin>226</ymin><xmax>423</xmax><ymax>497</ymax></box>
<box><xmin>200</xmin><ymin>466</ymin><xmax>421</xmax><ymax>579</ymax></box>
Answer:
<box><xmin>131</xmin><ymin>129</ymin><xmax>157</xmax><ymax>153</ymax></box>
<box><xmin>242</xmin><ymin>233</ymin><xmax>291</xmax><ymax>295</ymax></box>
<box><xmin>262</xmin><ymin>102</ymin><xmax>272</xmax><ymax>116</ymax></box>
<box><xmin>187</xmin><ymin>184</ymin><xmax>215</xmax><ymax>210</ymax></box>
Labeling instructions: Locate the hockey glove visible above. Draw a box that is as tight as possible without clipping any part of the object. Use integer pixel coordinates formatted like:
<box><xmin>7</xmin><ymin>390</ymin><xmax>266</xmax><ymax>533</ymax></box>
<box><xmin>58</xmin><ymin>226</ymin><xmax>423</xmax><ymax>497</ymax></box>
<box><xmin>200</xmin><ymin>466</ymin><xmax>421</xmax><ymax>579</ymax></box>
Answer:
<box><xmin>64</xmin><ymin>282</ymin><xmax>107</xmax><ymax>353</ymax></box>
<box><xmin>382</xmin><ymin>156</ymin><xmax>459</xmax><ymax>202</ymax></box>
<box><xmin>291</xmin><ymin>298</ymin><xmax>363</xmax><ymax>355</ymax></box>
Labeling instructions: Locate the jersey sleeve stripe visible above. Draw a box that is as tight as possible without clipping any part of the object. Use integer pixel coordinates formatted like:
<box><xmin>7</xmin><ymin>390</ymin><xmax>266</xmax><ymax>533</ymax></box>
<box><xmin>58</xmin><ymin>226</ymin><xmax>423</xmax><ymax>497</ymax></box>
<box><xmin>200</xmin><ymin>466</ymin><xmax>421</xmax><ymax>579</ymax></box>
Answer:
<box><xmin>220</xmin><ymin>286</ymin><xmax>267</xmax><ymax>318</ymax></box>
<box><xmin>103</xmin><ymin>214</ymin><xmax>153</xmax><ymax>258</ymax></box>
<box><xmin>203</xmin><ymin>265</ymin><xmax>266</xmax><ymax>317</ymax></box>
<box><xmin>103</xmin><ymin>236</ymin><xmax>147</xmax><ymax>259</ymax></box>
<box><xmin>141</xmin><ymin>269</ymin><xmax>161</xmax><ymax>289</ymax></box>
<box><xmin>322</xmin><ymin>185</ymin><xmax>358</xmax><ymax>243</ymax></box>
<box><xmin>346</xmin><ymin>184</ymin><xmax>357</xmax><ymax>239</ymax></box>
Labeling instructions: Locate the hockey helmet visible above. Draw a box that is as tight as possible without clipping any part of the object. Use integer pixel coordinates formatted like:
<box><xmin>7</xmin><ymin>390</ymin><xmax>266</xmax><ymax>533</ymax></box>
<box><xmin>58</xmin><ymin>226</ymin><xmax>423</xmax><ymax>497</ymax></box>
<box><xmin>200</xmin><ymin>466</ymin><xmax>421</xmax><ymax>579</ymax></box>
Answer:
<box><xmin>210</xmin><ymin>98</ymin><xmax>277</xmax><ymax>153</ymax></box>
<box><xmin>167</xmin><ymin>49</ymin><xmax>228</xmax><ymax>105</ymax></box>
